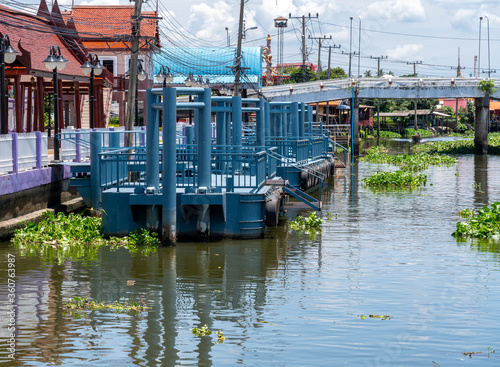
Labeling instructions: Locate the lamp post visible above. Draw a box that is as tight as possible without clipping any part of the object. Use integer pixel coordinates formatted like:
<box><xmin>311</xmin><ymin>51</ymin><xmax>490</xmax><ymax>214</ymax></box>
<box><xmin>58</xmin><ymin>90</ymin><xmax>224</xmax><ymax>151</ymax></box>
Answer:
<box><xmin>43</xmin><ymin>45</ymin><xmax>67</xmax><ymax>161</ymax></box>
<box><xmin>81</xmin><ymin>54</ymin><xmax>105</xmax><ymax>129</ymax></box>
<box><xmin>136</xmin><ymin>59</ymin><xmax>147</xmax><ymax>126</ymax></box>
<box><xmin>225</xmin><ymin>27</ymin><xmax>230</xmax><ymax>47</ymax></box>
<box><xmin>1</xmin><ymin>35</ymin><xmax>19</xmax><ymax>135</ymax></box>
<box><xmin>478</xmin><ymin>16</ymin><xmax>483</xmax><ymax>77</ymax></box>
<box><xmin>155</xmin><ymin>66</ymin><xmax>173</xmax><ymax>87</ymax></box>
<box><xmin>243</xmin><ymin>25</ymin><xmax>258</xmax><ymax>39</ymax></box>
<box><xmin>358</xmin><ymin>16</ymin><xmax>361</xmax><ymax>78</ymax></box>
<box><xmin>485</xmin><ymin>15</ymin><xmax>491</xmax><ymax>78</ymax></box>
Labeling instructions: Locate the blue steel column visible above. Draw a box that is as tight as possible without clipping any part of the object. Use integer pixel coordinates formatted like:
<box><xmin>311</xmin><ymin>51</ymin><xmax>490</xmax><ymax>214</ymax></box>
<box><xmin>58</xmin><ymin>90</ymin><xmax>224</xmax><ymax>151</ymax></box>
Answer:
<box><xmin>185</xmin><ymin>125</ymin><xmax>194</xmax><ymax>145</ymax></box>
<box><xmin>146</xmin><ymin>89</ymin><xmax>159</xmax><ymax>191</ymax></box>
<box><xmin>162</xmin><ymin>87</ymin><xmax>177</xmax><ymax>245</ymax></box>
<box><xmin>90</xmin><ymin>131</ymin><xmax>102</xmax><ymax>209</ymax></box>
<box><xmin>146</xmin><ymin>89</ymin><xmax>160</xmax><ymax>231</ymax></box>
<box><xmin>197</xmin><ymin>88</ymin><xmax>212</xmax><ymax>239</ymax></box>
<box><xmin>216</xmin><ymin>101</ymin><xmax>225</xmax><ymax>170</ymax></box>
<box><xmin>265</xmin><ymin>101</ymin><xmax>271</xmax><ymax>145</ymax></box>
<box><xmin>291</xmin><ymin>102</ymin><xmax>299</xmax><ymax>138</ymax></box>
<box><xmin>256</xmin><ymin>98</ymin><xmax>265</xmax><ymax>147</ymax></box>
<box><xmin>299</xmin><ymin>102</ymin><xmax>305</xmax><ymax>137</ymax></box>
<box><xmin>109</xmin><ymin>127</ymin><xmax>120</xmax><ymax>149</ymax></box>
<box><xmin>232</xmin><ymin>96</ymin><xmax>242</xmax><ymax>172</ymax></box>
<box><xmin>198</xmin><ymin>88</ymin><xmax>211</xmax><ymax>189</ymax></box>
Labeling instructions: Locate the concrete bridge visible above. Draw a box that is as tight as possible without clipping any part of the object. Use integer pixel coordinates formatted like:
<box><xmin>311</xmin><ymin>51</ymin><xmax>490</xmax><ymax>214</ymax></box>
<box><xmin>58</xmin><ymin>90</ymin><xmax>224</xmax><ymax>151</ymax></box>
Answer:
<box><xmin>262</xmin><ymin>77</ymin><xmax>500</xmax><ymax>154</ymax></box>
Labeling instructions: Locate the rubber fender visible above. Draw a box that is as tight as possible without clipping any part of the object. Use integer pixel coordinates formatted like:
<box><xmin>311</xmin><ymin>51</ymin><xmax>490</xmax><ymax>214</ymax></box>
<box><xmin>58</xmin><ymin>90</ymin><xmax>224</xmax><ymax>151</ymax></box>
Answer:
<box><xmin>300</xmin><ymin>171</ymin><xmax>309</xmax><ymax>190</ymax></box>
<box><xmin>265</xmin><ymin>194</ymin><xmax>280</xmax><ymax>227</ymax></box>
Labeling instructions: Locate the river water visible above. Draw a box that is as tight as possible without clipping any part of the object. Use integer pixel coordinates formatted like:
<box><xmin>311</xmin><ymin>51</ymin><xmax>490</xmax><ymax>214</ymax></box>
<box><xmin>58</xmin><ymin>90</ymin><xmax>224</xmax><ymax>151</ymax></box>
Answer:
<box><xmin>1</xmin><ymin>141</ymin><xmax>500</xmax><ymax>366</ymax></box>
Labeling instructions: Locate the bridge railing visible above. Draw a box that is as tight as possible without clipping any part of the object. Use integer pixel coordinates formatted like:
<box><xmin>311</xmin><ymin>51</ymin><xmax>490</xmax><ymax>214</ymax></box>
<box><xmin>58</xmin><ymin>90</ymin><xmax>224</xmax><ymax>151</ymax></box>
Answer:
<box><xmin>266</xmin><ymin>137</ymin><xmax>310</xmax><ymax>163</ymax></box>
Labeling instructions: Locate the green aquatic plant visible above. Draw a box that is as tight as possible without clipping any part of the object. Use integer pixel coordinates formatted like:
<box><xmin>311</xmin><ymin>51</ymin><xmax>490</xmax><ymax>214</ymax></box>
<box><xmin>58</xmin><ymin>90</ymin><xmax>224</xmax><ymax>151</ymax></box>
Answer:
<box><xmin>359</xmin><ymin>314</ymin><xmax>392</xmax><ymax>320</ymax></box>
<box><xmin>414</xmin><ymin>134</ymin><xmax>500</xmax><ymax>155</ymax></box>
<box><xmin>362</xmin><ymin>170</ymin><xmax>428</xmax><ymax>189</ymax></box>
<box><xmin>12</xmin><ymin>211</ymin><xmax>160</xmax><ymax>262</ymax></box>
<box><xmin>289</xmin><ymin>212</ymin><xmax>323</xmax><ymax>231</ymax></box>
<box><xmin>191</xmin><ymin>325</ymin><xmax>212</xmax><ymax>337</ymax></box>
<box><xmin>214</xmin><ymin>330</ymin><xmax>226</xmax><ymax>344</ymax></box>
<box><xmin>65</xmin><ymin>297</ymin><xmax>149</xmax><ymax>314</ymax></box>
<box><xmin>453</xmin><ymin>202</ymin><xmax>500</xmax><ymax>238</ymax></box>
<box><xmin>378</xmin><ymin>131</ymin><xmax>402</xmax><ymax>138</ymax></box>
<box><xmin>362</xmin><ymin>146</ymin><xmax>457</xmax><ymax>171</ymax></box>
<box><xmin>405</xmin><ymin>128</ymin><xmax>434</xmax><ymax>138</ymax></box>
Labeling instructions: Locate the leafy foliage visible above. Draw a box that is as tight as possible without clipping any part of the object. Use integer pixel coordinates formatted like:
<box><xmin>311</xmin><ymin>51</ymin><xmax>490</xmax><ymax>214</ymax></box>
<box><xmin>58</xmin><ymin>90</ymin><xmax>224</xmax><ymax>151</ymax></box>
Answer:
<box><xmin>378</xmin><ymin>131</ymin><xmax>402</xmax><ymax>138</ymax></box>
<box><xmin>361</xmin><ymin>145</ymin><xmax>457</xmax><ymax>171</ymax></box>
<box><xmin>289</xmin><ymin>212</ymin><xmax>323</xmax><ymax>231</ymax></box>
<box><xmin>453</xmin><ymin>202</ymin><xmax>500</xmax><ymax>238</ymax></box>
<box><xmin>414</xmin><ymin>134</ymin><xmax>500</xmax><ymax>155</ymax></box>
<box><xmin>65</xmin><ymin>297</ymin><xmax>149</xmax><ymax>314</ymax></box>
<box><xmin>362</xmin><ymin>170</ymin><xmax>428</xmax><ymax>189</ymax></box>
<box><xmin>12</xmin><ymin>211</ymin><xmax>160</xmax><ymax>262</ymax></box>
<box><xmin>478</xmin><ymin>79</ymin><xmax>497</xmax><ymax>94</ymax></box>
<box><xmin>404</xmin><ymin>129</ymin><xmax>434</xmax><ymax>138</ymax></box>
<box><xmin>191</xmin><ymin>325</ymin><xmax>212</xmax><ymax>336</ymax></box>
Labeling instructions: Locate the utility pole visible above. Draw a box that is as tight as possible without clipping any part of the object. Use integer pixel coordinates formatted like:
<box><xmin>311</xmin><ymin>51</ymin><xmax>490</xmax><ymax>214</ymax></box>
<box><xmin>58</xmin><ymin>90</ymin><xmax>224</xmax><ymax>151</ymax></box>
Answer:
<box><xmin>349</xmin><ymin>17</ymin><xmax>353</xmax><ymax>77</ymax></box>
<box><xmin>407</xmin><ymin>61</ymin><xmax>422</xmax><ymax>77</ymax></box>
<box><xmin>309</xmin><ymin>35</ymin><xmax>332</xmax><ymax>79</ymax></box>
<box><xmin>233</xmin><ymin>0</ymin><xmax>245</xmax><ymax>96</ymax></box>
<box><xmin>289</xmin><ymin>13</ymin><xmax>318</xmax><ymax>82</ymax></box>
<box><xmin>370</xmin><ymin>55</ymin><xmax>387</xmax><ymax>76</ymax></box>
<box><xmin>125</xmin><ymin>0</ymin><xmax>143</xmax><ymax>147</ymax></box>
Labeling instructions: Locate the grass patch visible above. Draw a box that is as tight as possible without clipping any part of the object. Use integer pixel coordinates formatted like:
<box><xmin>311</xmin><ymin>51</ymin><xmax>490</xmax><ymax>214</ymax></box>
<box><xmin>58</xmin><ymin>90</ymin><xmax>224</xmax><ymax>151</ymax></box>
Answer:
<box><xmin>12</xmin><ymin>211</ymin><xmax>160</xmax><ymax>262</ymax></box>
<box><xmin>362</xmin><ymin>170</ymin><xmax>427</xmax><ymax>189</ymax></box>
<box><xmin>453</xmin><ymin>202</ymin><xmax>500</xmax><ymax>239</ymax></box>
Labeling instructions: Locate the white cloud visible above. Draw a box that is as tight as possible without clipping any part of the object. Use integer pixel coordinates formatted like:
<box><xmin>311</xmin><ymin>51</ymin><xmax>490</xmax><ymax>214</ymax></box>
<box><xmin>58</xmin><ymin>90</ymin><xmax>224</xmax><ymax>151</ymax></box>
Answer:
<box><xmin>188</xmin><ymin>1</ymin><xmax>236</xmax><ymax>41</ymax></box>
<box><xmin>363</xmin><ymin>0</ymin><xmax>426</xmax><ymax>22</ymax></box>
<box><xmin>386</xmin><ymin>44</ymin><xmax>424</xmax><ymax>60</ymax></box>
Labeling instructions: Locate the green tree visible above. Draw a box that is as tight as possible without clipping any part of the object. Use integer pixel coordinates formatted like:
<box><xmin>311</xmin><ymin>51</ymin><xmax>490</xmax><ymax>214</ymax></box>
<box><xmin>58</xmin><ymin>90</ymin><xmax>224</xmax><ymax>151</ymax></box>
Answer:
<box><xmin>319</xmin><ymin>67</ymin><xmax>347</xmax><ymax>80</ymax></box>
<box><xmin>282</xmin><ymin>66</ymin><xmax>316</xmax><ymax>84</ymax></box>
<box><xmin>364</xmin><ymin>70</ymin><xmax>372</xmax><ymax>77</ymax></box>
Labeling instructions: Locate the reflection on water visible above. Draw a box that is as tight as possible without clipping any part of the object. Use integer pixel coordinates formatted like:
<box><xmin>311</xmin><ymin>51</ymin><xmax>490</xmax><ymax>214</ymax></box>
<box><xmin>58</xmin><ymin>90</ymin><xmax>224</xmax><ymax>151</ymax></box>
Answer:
<box><xmin>1</xmin><ymin>149</ymin><xmax>500</xmax><ymax>366</ymax></box>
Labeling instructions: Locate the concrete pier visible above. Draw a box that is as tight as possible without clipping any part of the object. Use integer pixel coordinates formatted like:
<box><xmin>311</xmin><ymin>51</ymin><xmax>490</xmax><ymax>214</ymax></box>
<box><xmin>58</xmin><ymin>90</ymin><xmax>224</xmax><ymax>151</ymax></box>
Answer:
<box><xmin>475</xmin><ymin>95</ymin><xmax>490</xmax><ymax>155</ymax></box>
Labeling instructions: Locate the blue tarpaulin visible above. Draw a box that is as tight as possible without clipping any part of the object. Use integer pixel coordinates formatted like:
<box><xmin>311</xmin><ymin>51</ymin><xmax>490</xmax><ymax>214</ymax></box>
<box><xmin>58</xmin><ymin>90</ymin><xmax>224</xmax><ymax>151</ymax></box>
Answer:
<box><xmin>154</xmin><ymin>47</ymin><xmax>262</xmax><ymax>87</ymax></box>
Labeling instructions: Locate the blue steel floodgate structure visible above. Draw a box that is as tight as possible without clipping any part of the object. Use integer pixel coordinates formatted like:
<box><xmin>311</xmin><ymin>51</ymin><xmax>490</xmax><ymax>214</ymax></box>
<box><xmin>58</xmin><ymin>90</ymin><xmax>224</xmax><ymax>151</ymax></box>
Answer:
<box><xmin>68</xmin><ymin>87</ymin><xmax>337</xmax><ymax>244</ymax></box>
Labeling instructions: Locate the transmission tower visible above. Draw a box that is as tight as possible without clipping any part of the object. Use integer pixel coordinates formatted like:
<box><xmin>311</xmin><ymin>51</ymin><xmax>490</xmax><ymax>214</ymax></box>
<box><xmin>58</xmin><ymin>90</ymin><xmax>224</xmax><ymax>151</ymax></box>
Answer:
<box><xmin>274</xmin><ymin>16</ymin><xmax>288</xmax><ymax>85</ymax></box>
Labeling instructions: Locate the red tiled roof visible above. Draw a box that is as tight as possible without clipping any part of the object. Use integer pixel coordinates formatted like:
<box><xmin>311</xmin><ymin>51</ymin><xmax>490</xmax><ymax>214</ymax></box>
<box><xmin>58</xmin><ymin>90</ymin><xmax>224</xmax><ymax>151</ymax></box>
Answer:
<box><xmin>0</xmin><ymin>5</ymin><xmax>86</xmax><ymax>77</ymax></box>
<box><xmin>64</xmin><ymin>6</ymin><xmax>159</xmax><ymax>50</ymax></box>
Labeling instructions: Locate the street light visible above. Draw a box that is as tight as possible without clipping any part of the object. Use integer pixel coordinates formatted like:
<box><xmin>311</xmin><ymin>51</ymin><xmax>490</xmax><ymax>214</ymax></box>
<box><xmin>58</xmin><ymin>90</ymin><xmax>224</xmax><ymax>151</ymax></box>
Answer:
<box><xmin>184</xmin><ymin>72</ymin><xmax>197</xmax><ymax>87</ymax></box>
<box><xmin>485</xmin><ymin>15</ymin><xmax>491</xmax><ymax>78</ymax></box>
<box><xmin>43</xmin><ymin>45</ymin><xmax>67</xmax><ymax>161</ymax></box>
<box><xmin>478</xmin><ymin>16</ymin><xmax>483</xmax><ymax>77</ymax></box>
<box><xmin>81</xmin><ymin>54</ymin><xmax>105</xmax><ymax>129</ymax></box>
<box><xmin>155</xmin><ymin>66</ymin><xmax>174</xmax><ymax>87</ymax></box>
<box><xmin>225</xmin><ymin>27</ymin><xmax>230</xmax><ymax>47</ymax></box>
<box><xmin>358</xmin><ymin>16</ymin><xmax>361</xmax><ymax>78</ymax></box>
<box><xmin>243</xmin><ymin>25</ymin><xmax>258</xmax><ymax>39</ymax></box>
<box><xmin>1</xmin><ymin>34</ymin><xmax>19</xmax><ymax>134</ymax></box>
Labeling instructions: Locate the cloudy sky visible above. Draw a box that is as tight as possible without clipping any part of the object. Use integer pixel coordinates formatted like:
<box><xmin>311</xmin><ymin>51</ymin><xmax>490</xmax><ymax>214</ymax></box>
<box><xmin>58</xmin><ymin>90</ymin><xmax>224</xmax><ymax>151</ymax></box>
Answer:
<box><xmin>21</xmin><ymin>0</ymin><xmax>500</xmax><ymax>77</ymax></box>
